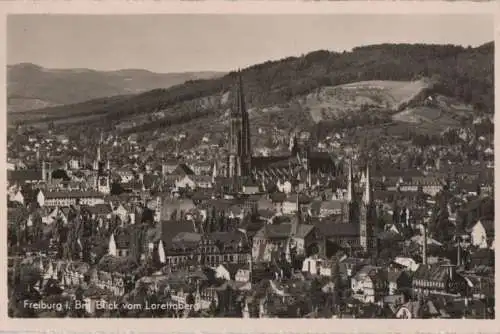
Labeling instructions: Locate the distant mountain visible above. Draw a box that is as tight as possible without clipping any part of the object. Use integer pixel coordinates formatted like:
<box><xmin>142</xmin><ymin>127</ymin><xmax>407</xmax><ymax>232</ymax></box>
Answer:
<box><xmin>10</xmin><ymin>42</ymin><xmax>493</xmax><ymax>147</ymax></box>
<box><xmin>7</xmin><ymin>63</ymin><xmax>224</xmax><ymax>112</ymax></box>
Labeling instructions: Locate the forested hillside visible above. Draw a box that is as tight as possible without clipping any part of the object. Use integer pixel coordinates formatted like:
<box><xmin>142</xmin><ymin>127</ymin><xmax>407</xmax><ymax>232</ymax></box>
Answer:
<box><xmin>11</xmin><ymin>42</ymin><xmax>493</xmax><ymax>138</ymax></box>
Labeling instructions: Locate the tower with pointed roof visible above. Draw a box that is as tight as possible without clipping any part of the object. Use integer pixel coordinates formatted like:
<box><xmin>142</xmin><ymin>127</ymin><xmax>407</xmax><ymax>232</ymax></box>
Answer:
<box><xmin>228</xmin><ymin>70</ymin><xmax>252</xmax><ymax>179</ymax></box>
<box><xmin>212</xmin><ymin>160</ymin><xmax>218</xmax><ymax>183</ymax></box>
<box><xmin>342</xmin><ymin>159</ymin><xmax>355</xmax><ymax>224</ymax></box>
<box><xmin>359</xmin><ymin>163</ymin><xmax>374</xmax><ymax>251</ymax></box>
<box><xmin>346</xmin><ymin>159</ymin><xmax>354</xmax><ymax>203</ymax></box>
<box><xmin>96</xmin><ymin>136</ymin><xmax>110</xmax><ymax>194</ymax></box>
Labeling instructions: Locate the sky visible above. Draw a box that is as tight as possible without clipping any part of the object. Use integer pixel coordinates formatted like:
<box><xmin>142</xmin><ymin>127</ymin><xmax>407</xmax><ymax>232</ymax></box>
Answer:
<box><xmin>7</xmin><ymin>14</ymin><xmax>494</xmax><ymax>73</ymax></box>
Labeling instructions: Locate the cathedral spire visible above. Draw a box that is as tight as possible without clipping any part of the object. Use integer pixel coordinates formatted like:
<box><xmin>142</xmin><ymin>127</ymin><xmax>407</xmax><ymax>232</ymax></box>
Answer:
<box><xmin>238</xmin><ymin>69</ymin><xmax>245</xmax><ymax>112</ymax></box>
<box><xmin>233</xmin><ymin>68</ymin><xmax>246</xmax><ymax>117</ymax></box>
<box><xmin>212</xmin><ymin>160</ymin><xmax>218</xmax><ymax>183</ymax></box>
<box><xmin>347</xmin><ymin>159</ymin><xmax>353</xmax><ymax>203</ymax></box>
<box><xmin>97</xmin><ymin>144</ymin><xmax>101</xmax><ymax>163</ymax></box>
<box><xmin>228</xmin><ymin>68</ymin><xmax>251</xmax><ymax>178</ymax></box>
<box><xmin>363</xmin><ymin>164</ymin><xmax>371</xmax><ymax>205</ymax></box>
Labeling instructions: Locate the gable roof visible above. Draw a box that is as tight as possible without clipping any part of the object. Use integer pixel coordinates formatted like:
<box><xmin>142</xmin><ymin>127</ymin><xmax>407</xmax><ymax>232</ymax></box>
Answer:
<box><xmin>470</xmin><ymin>219</ymin><xmax>494</xmax><ymax>235</ymax></box>
<box><xmin>8</xmin><ymin>170</ymin><xmax>43</xmax><ymax>183</ymax></box>
<box><xmin>159</xmin><ymin>220</ymin><xmax>197</xmax><ymax>249</ymax></box>
<box><xmin>207</xmin><ymin>231</ymin><xmax>247</xmax><ymax>245</ymax></box>
<box><xmin>255</xmin><ymin>223</ymin><xmax>314</xmax><ymax>239</ymax></box>
<box><xmin>354</xmin><ymin>265</ymin><xmax>382</xmax><ymax>280</ymax></box>
<box><xmin>218</xmin><ymin>263</ymin><xmax>245</xmax><ymax>277</ymax></box>
<box><xmin>83</xmin><ymin>204</ymin><xmax>112</xmax><ymax>215</ymax></box>
<box><xmin>189</xmin><ymin>175</ymin><xmax>213</xmax><ymax>183</ymax></box>
<box><xmin>412</xmin><ymin>264</ymin><xmax>454</xmax><ymax>283</ymax></box>
<box><xmin>386</xmin><ymin>269</ymin><xmax>406</xmax><ymax>283</ymax></box>
<box><xmin>314</xmin><ymin>220</ymin><xmax>359</xmax><ymax>238</ymax></box>
<box><xmin>172</xmin><ymin>163</ymin><xmax>195</xmax><ymax>176</ymax></box>
<box><xmin>43</xmin><ymin>190</ymin><xmax>103</xmax><ymax>199</ymax></box>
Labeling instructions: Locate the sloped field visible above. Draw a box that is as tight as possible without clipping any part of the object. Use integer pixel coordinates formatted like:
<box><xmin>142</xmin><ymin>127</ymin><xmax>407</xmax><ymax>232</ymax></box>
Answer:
<box><xmin>298</xmin><ymin>79</ymin><xmax>432</xmax><ymax>122</ymax></box>
<box><xmin>392</xmin><ymin>94</ymin><xmax>474</xmax><ymax>128</ymax></box>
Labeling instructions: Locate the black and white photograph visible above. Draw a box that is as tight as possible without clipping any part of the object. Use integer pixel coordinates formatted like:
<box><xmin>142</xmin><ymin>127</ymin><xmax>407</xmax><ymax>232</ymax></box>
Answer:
<box><xmin>6</xmin><ymin>13</ymin><xmax>494</xmax><ymax>319</ymax></box>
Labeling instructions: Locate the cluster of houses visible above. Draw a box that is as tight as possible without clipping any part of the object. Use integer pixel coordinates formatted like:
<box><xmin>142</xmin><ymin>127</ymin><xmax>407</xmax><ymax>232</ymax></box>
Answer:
<box><xmin>6</xmin><ymin>75</ymin><xmax>494</xmax><ymax>318</ymax></box>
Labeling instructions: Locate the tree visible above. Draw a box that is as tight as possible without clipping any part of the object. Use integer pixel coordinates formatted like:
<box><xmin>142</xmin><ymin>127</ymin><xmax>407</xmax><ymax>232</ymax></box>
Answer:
<box><xmin>208</xmin><ymin>299</ymin><xmax>218</xmax><ymax>317</ymax></box>
<box><xmin>141</xmin><ymin>208</ymin><xmax>154</xmax><ymax>224</ymax></box>
<box><xmin>376</xmin><ymin>216</ymin><xmax>386</xmax><ymax>232</ymax></box>
<box><xmin>309</xmin><ymin>278</ymin><xmax>325</xmax><ymax>309</ymax></box>
<box><xmin>130</xmin><ymin>226</ymin><xmax>147</xmax><ymax>264</ymax></box>
<box><xmin>110</xmin><ymin>182</ymin><xmax>124</xmax><ymax>195</ymax></box>
<box><xmin>51</xmin><ymin>169</ymin><xmax>70</xmax><ymax>180</ymax></box>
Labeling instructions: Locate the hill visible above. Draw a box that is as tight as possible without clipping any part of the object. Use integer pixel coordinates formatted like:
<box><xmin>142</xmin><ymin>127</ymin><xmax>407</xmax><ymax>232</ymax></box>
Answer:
<box><xmin>10</xmin><ymin>42</ymin><xmax>493</xmax><ymax>144</ymax></box>
<box><xmin>297</xmin><ymin>79</ymin><xmax>433</xmax><ymax>122</ymax></box>
<box><xmin>7</xmin><ymin>63</ymin><xmax>224</xmax><ymax>112</ymax></box>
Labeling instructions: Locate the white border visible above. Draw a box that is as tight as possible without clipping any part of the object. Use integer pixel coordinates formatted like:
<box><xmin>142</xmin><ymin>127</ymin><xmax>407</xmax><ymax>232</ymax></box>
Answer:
<box><xmin>0</xmin><ymin>2</ymin><xmax>498</xmax><ymax>333</ymax></box>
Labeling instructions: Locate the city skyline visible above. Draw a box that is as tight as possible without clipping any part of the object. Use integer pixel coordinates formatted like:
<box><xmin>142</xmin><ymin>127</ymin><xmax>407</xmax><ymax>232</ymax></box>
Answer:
<box><xmin>8</xmin><ymin>14</ymin><xmax>494</xmax><ymax>73</ymax></box>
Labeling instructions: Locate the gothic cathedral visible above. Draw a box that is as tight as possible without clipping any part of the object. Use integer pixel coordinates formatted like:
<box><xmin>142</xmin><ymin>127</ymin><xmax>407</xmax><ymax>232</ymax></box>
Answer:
<box><xmin>228</xmin><ymin>70</ymin><xmax>252</xmax><ymax>178</ymax></box>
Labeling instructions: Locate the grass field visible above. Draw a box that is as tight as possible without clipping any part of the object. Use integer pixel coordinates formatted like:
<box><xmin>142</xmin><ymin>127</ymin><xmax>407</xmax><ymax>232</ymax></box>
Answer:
<box><xmin>392</xmin><ymin>93</ymin><xmax>474</xmax><ymax>129</ymax></box>
<box><xmin>298</xmin><ymin>79</ymin><xmax>432</xmax><ymax>122</ymax></box>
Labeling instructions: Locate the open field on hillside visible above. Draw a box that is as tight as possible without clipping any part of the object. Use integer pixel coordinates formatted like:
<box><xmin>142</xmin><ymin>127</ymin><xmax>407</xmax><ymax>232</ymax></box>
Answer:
<box><xmin>8</xmin><ymin>97</ymin><xmax>60</xmax><ymax>113</ymax></box>
<box><xmin>393</xmin><ymin>107</ymin><xmax>459</xmax><ymax>126</ymax></box>
<box><xmin>299</xmin><ymin>79</ymin><xmax>432</xmax><ymax>122</ymax></box>
<box><xmin>392</xmin><ymin>94</ymin><xmax>474</xmax><ymax>127</ymax></box>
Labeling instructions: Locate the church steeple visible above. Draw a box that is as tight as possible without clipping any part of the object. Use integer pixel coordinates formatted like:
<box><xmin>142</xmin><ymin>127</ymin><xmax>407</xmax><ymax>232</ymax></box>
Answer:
<box><xmin>212</xmin><ymin>160</ymin><xmax>218</xmax><ymax>183</ymax></box>
<box><xmin>237</xmin><ymin>69</ymin><xmax>246</xmax><ymax>117</ymax></box>
<box><xmin>228</xmin><ymin>69</ymin><xmax>251</xmax><ymax>179</ymax></box>
<box><xmin>347</xmin><ymin>159</ymin><xmax>354</xmax><ymax>203</ymax></box>
<box><xmin>363</xmin><ymin>164</ymin><xmax>371</xmax><ymax>205</ymax></box>
<box><xmin>359</xmin><ymin>163</ymin><xmax>373</xmax><ymax>251</ymax></box>
<box><xmin>290</xmin><ymin>132</ymin><xmax>299</xmax><ymax>157</ymax></box>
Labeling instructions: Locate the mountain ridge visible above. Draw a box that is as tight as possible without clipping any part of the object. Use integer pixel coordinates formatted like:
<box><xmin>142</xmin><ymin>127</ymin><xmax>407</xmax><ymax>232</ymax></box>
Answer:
<box><xmin>9</xmin><ymin>42</ymin><xmax>493</xmax><ymax>147</ymax></box>
<box><xmin>7</xmin><ymin>63</ymin><xmax>224</xmax><ymax>112</ymax></box>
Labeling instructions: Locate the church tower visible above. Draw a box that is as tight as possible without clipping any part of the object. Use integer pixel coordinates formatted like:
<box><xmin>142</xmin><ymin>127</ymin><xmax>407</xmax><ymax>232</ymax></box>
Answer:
<box><xmin>95</xmin><ymin>139</ymin><xmax>110</xmax><ymax>194</ymax></box>
<box><xmin>346</xmin><ymin>159</ymin><xmax>354</xmax><ymax>203</ymax></box>
<box><xmin>342</xmin><ymin>159</ymin><xmax>354</xmax><ymax>224</ymax></box>
<box><xmin>228</xmin><ymin>70</ymin><xmax>252</xmax><ymax>178</ymax></box>
<box><xmin>93</xmin><ymin>145</ymin><xmax>100</xmax><ymax>171</ymax></box>
<box><xmin>359</xmin><ymin>164</ymin><xmax>374</xmax><ymax>251</ymax></box>
<box><xmin>97</xmin><ymin>161</ymin><xmax>110</xmax><ymax>194</ymax></box>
